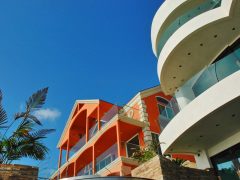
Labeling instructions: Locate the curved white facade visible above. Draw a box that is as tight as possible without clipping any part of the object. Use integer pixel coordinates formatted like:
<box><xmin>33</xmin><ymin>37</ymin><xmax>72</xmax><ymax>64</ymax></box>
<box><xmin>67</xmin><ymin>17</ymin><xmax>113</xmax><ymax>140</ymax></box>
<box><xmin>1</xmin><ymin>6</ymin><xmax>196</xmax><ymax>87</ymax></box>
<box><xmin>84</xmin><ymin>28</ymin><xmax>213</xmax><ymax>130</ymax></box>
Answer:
<box><xmin>159</xmin><ymin>71</ymin><xmax>240</xmax><ymax>154</ymax></box>
<box><xmin>152</xmin><ymin>0</ymin><xmax>240</xmax><ymax>95</ymax></box>
<box><xmin>152</xmin><ymin>0</ymin><xmax>240</xmax><ymax>174</ymax></box>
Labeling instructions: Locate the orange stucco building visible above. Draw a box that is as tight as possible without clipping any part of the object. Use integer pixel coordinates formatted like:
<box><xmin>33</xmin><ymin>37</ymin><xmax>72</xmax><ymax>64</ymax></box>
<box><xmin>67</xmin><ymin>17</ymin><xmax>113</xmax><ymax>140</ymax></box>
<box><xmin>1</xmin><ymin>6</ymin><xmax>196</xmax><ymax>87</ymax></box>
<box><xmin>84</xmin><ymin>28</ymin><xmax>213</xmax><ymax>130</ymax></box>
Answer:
<box><xmin>50</xmin><ymin>86</ymin><xmax>195</xmax><ymax>179</ymax></box>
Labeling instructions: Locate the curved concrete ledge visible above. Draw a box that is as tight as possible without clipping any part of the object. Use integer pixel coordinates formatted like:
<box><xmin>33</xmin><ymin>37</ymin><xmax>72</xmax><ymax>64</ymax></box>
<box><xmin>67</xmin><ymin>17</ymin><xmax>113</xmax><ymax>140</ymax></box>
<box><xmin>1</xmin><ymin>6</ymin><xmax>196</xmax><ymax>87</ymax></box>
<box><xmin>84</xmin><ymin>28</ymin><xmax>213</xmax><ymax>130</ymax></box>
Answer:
<box><xmin>159</xmin><ymin>70</ymin><xmax>240</xmax><ymax>154</ymax></box>
<box><xmin>156</xmin><ymin>0</ymin><xmax>240</xmax><ymax>94</ymax></box>
<box><xmin>151</xmin><ymin>0</ymin><xmax>188</xmax><ymax>56</ymax></box>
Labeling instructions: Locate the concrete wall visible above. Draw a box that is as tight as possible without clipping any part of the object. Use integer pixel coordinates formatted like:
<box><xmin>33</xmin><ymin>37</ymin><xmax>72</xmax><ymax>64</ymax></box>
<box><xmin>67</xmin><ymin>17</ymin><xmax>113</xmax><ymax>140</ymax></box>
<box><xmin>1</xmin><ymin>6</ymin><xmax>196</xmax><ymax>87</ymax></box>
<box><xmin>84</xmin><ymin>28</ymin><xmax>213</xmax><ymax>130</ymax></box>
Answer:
<box><xmin>131</xmin><ymin>156</ymin><xmax>217</xmax><ymax>180</ymax></box>
<box><xmin>0</xmin><ymin>164</ymin><xmax>38</xmax><ymax>180</ymax></box>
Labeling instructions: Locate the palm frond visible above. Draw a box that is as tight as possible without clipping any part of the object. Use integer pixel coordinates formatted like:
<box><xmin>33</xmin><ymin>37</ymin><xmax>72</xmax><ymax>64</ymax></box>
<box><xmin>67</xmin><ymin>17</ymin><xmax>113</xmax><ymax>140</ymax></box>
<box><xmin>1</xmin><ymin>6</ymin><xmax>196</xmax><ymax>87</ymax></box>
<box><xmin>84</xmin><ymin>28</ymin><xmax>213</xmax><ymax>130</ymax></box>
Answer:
<box><xmin>26</xmin><ymin>87</ymin><xmax>48</xmax><ymax>111</ymax></box>
<box><xmin>30</xmin><ymin>129</ymin><xmax>55</xmax><ymax>140</ymax></box>
<box><xmin>17</xmin><ymin>139</ymin><xmax>48</xmax><ymax>160</ymax></box>
<box><xmin>26</xmin><ymin>114</ymin><xmax>42</xmax><ymax>125</ymax></box>
<box><xmin>0</xmin><ymin>90</ymin><xmax>7</xmax><ymax>128</ymax></box>
<box><xmin>13</xmin><ymin>120</ymin><xmax>34</xmax><ymax>138</ymax></box>
<box><xmin>14</xmin><ymin>112</ymin><xmax>26</xmax><ymax>120</ymax></box>
<box><xmin>15</xmin><ymin>112</ymin><xmax>42</xmax><ymax>125</ymax></box>
<box><xmin>0</xmin><ymin>90</ymin><xmax>2</xmax><ymax>102</ymax></box>
<box><xmin>32</xmin><ymin>129</ymin><xmax>56</xmax><ymax>138</ymax></box>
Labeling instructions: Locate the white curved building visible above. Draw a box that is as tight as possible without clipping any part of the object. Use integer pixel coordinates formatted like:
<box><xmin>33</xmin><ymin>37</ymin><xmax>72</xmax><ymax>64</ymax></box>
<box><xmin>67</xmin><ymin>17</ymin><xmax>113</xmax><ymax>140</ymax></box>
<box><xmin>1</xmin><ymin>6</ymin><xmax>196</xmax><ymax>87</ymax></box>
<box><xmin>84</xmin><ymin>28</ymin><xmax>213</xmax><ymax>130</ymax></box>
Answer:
<box><xmin>151</xmin><ymin>0</ymin><xmax>240</xmax><ymax>179</ymax></box>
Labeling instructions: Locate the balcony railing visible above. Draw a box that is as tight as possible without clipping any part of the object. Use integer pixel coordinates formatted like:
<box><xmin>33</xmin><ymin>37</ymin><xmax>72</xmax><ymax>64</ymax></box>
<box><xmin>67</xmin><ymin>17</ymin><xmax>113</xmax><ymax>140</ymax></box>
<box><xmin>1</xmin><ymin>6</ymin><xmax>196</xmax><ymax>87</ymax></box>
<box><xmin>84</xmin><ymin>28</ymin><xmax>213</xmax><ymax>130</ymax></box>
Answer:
<box><xmin>68</xmin><ymin>105</ymin><xmax>141</xmax><ymax>158</ymax></box>
<box><xmin>77</xmin><ymin>162</ymin><xmax>93</xmax><ymax>176</ymax></box>
<box><xmin>96</xmin><ymin>143</ymin><xmax>118</xmax><ymax>172</ymax></box>
<box><xmin>69</xmin><ymin>134</ymin><xmax>86</xmax><ymax>158</ymax></box>
<box><xmin>162</xmin><ymin>41</ymin><xmax>240</xmax><ymax>122</ymax></box>
<box><xmin>157</xmin><ymin>0</ymin><xmax>222</xmax><ymax>57</ymax></box>
<box><xmin>89</xmin><ymin>123</ymin><xmax>98</xmax><ymax>140</ymax></box>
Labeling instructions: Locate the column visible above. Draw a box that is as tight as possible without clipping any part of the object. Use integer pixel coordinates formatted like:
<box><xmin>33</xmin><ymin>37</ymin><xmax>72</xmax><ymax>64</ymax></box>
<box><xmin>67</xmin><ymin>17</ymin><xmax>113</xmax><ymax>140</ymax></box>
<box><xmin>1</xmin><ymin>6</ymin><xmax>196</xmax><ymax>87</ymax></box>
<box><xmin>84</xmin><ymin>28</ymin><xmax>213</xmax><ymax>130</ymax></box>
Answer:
<box><xmin>97</xmin><ymin>106</ymin><xmax>101</xmax><ymax>131</ymax></box>
<box><xmin>92</xmin><ymin>145</ymin><xmax>96</xmax><ymax>174</ymax></box>
<box><xmin>73</xmin><ymin>161</ymin><xmax>77</xmax><ymax>176</ymax></box>
<box><xmin>194</xmin><ymin>150</ymin><xmax>213</xmax><ymax>169</ymax></box>
<box><xmin>116</xmin><ymin>121</ymin><xmax>121</xmax><ymax>157</ymax></box>
<box><xmin>58</xmin><ymin>148</ymin><xmax>62</xmax><ymax>169</ymax></box>
<box><xmin>86</xmin><ymin>117</ymin><xmax>89</xmax><ymax>142</ymax></box>
<box><xmin>66</xmin><ymin>139</ymin><xmax>70</xmax><ymax>161</ymax></box>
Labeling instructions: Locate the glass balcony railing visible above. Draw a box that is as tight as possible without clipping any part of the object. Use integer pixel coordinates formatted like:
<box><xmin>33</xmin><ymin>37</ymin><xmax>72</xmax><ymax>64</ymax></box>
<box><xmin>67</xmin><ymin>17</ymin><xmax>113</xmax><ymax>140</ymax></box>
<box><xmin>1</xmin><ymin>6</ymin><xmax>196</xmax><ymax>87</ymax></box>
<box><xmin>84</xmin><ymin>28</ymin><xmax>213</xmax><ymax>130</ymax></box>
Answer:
<box><xmin>157</xmin><ymin>0</ymin><xmax>222</xmax><ymax>57</ymax></box>
<box><xmin>101</xmin><ymin>106</ymin><xmax>120</xmax><ymax>128</ymax></box>
<box><xmin>89</xmin><ymin>123</ymin><xmax>98</xmax><ymax>140</ymax></box>
<box><xmin>77</xmin><ymin>162</ymin><xmax>93</xmax><ymax>176</ymax></box>
<box><xmin>96</xmin><ymin>143</ymin><xmax>118</xmax><ymax>172</ymax></box>
<box><xmin>162</xmin><ymin>43</ymin><xmax>240</xmax><ymax>122</ymax></box>
<box><xmin>69</xmin><ymin>134</ymin><xmax>86</xmax><ymax>158</ymax></box>
<box><xmin>68</xmin><ymin>105</ymin><xmax>141</xmax><ymax>158</ymax></box>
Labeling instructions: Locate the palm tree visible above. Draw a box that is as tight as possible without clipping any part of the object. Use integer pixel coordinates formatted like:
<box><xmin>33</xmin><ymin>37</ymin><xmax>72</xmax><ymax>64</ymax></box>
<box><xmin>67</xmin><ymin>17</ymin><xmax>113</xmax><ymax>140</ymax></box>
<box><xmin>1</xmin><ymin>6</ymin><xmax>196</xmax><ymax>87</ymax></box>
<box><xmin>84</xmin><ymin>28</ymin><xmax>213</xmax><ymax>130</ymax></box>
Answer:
<box><xmin>0</xmin><ymin>88</ymin><xmax>55</xmax><ymax>164</ymax></box>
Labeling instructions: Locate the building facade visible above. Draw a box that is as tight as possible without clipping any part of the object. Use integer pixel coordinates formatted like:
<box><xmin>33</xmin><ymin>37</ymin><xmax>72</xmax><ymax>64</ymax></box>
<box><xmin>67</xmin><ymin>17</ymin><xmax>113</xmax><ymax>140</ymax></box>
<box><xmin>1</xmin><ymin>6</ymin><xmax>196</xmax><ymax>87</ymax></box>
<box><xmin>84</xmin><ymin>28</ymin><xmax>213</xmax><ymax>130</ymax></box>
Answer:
<box><xmin>50</xmin><ymin>86</ymin><xmax>194</xmax><ymax>179</ymax></box>
<box><xmin>151</xmin><ymin>0</ymin><xmax>240</xmax><ymax>179</ymax></box>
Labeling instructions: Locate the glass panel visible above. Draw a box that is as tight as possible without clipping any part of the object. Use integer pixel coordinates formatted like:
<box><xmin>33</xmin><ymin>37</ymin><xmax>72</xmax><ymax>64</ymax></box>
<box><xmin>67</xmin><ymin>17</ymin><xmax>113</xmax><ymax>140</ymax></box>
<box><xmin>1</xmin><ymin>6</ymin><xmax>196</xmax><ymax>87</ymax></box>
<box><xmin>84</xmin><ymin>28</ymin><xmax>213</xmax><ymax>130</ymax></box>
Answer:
<box><xmin>77</xmin><ymin>162</ymin><xmax>92</xmax><ymax>176</ymax></box>
<box><xmin>157</xmin><ymin>0</ymin><xmax>222</xmax><ymax>57</ymax></box>
<box><xmin>71</xmin><ymin>134</ymin><xmax>86</xmax><ymax>154</ymax></box>
<box><xmin>126</xmin><ymin>135</ymin><xmax>140</xmax><ymax>157</ymax></box>
<box><xmin>211</xmin><ymin>143</ymin><xmax>240</xmax><ymax>180</ymax></box>
<box><xmin>164</xmin><ymin>39</ymin><xmax>240</xmax><ymax>122</ymax></box>
<box><xmin>96</xmin><ymin>143</ymin><xmax>118</xmax><ymax>172</ymax></box>
<box><xmin>126</xmin><ymin>143</ymin><xmax>140</xmax><ymax>157</ymax></box>
<box><xmin>192</xmin><ymin>66</ymin><xmax>218</xmax><ymax>96</ymax></box>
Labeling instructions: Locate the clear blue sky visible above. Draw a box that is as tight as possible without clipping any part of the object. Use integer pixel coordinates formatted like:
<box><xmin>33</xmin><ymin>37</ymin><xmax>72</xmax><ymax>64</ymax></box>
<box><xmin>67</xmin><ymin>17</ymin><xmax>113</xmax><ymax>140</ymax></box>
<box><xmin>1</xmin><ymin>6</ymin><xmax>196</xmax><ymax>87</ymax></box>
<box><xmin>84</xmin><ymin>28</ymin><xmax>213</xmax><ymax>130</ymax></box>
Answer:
<box><xmin>0</xmin><ymin>0</ymin><xmax>163</xmax><ymax>178</ymax></box>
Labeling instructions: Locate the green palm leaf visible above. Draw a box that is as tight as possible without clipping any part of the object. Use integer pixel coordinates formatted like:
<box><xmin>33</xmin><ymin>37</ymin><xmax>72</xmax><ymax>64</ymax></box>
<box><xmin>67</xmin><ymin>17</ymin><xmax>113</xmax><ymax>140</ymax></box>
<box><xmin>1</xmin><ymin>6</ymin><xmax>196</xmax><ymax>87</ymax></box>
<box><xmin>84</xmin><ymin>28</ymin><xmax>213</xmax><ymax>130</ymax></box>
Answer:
<box><xmin>0</xmin><ymin>90</ymin><xmax>7</xmax><ymax>128</ymax></box>
<box><xmin>26</xmin><ymin>87</ymin><xmax>48</xmax><ymax>111</ymax></box>
<box><xmin>15</xmin><ymin>112</ymin><xmax>42</xmax><ymax>125</ymax></box>
<box><xmin>30</xmin><ymin>129</ymin><xmax>55</xmax><ymax>139</ymax></box>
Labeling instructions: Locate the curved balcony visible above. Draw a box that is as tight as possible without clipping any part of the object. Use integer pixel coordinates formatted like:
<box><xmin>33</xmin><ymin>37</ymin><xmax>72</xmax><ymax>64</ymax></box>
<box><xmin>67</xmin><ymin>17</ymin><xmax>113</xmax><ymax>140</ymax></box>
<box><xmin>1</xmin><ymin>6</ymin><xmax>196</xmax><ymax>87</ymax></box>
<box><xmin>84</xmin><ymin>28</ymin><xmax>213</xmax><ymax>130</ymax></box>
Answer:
<box><xmin>158</xmin><ymin>38</ymin><xmax>240</xmax><ymax>155</ymax></box>
<box><xmin>152</xmin><ymin>0</ymin><xmax>240</xmax><ymax>95</ymax></box>
<box><xmin>155</xmin><ymin>0</ymin><xmax>221</xmax><ymax>58</ymax></box>
<box><xmin>159</xmin><ymin>70</ymin><xmax>240</xmax><ymax>155</ymax></box>
<box><xmin>159</xmin><ymin>38</ymin><xmax>240</xmax><ymax>123</ymax></box>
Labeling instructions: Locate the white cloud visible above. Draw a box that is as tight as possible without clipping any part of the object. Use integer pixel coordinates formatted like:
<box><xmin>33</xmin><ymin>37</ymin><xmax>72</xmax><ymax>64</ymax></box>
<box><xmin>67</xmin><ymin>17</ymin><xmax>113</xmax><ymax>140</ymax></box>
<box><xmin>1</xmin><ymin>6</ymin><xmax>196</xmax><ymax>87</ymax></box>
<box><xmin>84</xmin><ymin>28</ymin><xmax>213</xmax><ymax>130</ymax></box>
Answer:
<box><xmin>33</xmin><ymin>108</ymin><xmax>61</xmax><ymax>121</ymax></box>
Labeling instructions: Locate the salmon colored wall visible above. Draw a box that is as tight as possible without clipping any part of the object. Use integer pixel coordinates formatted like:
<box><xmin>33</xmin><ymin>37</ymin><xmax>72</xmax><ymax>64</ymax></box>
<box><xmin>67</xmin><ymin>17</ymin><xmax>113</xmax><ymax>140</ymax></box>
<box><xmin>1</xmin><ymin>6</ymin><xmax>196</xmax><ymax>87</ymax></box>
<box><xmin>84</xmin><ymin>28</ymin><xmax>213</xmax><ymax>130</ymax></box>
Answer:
<box><xmin>143</xmin><ymin>92</ymin><xmax>171</xmax><ymax>134</ymax></box>
<box><xmin>138</xmin><ymin>131</ymin><xmax>145</xmax><ymax>148</ymax></box>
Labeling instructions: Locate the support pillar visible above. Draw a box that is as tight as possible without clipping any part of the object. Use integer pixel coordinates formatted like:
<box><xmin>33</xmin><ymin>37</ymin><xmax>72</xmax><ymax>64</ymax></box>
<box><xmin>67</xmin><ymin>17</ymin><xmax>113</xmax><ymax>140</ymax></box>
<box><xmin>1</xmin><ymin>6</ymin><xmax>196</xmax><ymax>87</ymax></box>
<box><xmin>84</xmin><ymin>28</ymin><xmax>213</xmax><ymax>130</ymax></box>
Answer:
<box><xmin>58</xmin><ymin>148</ymin><xmax>62</xmax><ymax>169</ymax></box>
<box><xmin>86</xmin><ymin>117</ymin><xmax>89</xmax><ymax>142</ymax></box>
<box><xmin>116</xmin><ymin>121</ymin><xmax>121</xmax><ymax>157</ymax></box>
<box><xmin>66</xmin><ymin>139</ymin><xmax>70</xmax><ymax>161</ymax></box>
<box><xmin>194</xmin><ymin>150</ymin><xmax>213</xmax><ymax>169</ymax></box>
<box><xmin>98</xmin><ymin>106</ymin><xmax>101</xmax><ymax>131</ymax></box>
<box><xmin>92</xmin><ymin>145</ymin><xmax>96</xmax><ymax>174</ymax></box>
<box><xmin>73</xmin><ymin>161</ymin><xmax>77</xmax><ymax>176</ymax></box>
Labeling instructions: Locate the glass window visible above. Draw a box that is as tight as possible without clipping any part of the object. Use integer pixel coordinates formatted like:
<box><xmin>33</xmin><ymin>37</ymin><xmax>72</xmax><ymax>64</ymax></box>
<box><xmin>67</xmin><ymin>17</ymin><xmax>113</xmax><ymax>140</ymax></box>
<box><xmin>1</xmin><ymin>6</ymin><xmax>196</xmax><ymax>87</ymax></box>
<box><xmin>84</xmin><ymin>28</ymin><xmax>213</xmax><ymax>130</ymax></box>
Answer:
<box><xmin>211</xmin><ymin>143</ymin><xmax>240</xmax><ymax>180</ymax></box>
<box><xmin>126</xmin><ymin>135</ymin><xmax>140</xmax><ymax>157</ymax></box>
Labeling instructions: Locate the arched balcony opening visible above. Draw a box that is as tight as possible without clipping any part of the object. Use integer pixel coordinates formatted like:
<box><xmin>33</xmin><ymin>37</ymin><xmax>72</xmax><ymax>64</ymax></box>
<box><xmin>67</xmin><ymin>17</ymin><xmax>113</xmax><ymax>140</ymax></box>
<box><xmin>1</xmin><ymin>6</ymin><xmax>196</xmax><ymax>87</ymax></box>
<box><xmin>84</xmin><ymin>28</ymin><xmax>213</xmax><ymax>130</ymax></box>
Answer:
<box><xmin>69</xmin><ymin>110</ymin><xmax>87</xmax><ymax>157</ymax></box>
<box><xmin>94</xmin><ymin>126</ymin><xmax>118</xmax><ymax>173</ymax></box>
<box><xmin>75</xmin><ymin>146</ymin><xmax>93</xmax><ymax>176</ymax></box>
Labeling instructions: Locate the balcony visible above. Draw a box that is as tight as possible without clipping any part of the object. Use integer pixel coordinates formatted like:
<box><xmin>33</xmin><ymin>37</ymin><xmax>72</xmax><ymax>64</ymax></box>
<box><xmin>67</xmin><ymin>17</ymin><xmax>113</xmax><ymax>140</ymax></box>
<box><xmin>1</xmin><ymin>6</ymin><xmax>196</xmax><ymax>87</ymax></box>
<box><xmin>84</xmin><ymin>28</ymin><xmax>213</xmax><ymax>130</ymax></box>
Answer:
<box><xmin>161</xmin><ymin>42</ymin><xmax>240</xmax><ymax>122</ymax></box>
<box><xmin>96</xmin><ymin>143</ymin><xmax>118</xmax><ymax>172</ymax></box>
<box><xmin>69</xmin><ymin>134</ymin><xmax>86</xmax><ymax>158</ymax></box>
<box><xmin>156</xmin><ymin>0</ymin><xmax>222</xmax><ymax>57</ymax></box>
<box><xmin>77</xmin><ymin>162</ymin><xmax>93</xmax><ymax>176</ymax></box>
<box><xmin>67</xmin><ymin>105</ymin><xmax>142</xmax><ymax>160</ymax></box>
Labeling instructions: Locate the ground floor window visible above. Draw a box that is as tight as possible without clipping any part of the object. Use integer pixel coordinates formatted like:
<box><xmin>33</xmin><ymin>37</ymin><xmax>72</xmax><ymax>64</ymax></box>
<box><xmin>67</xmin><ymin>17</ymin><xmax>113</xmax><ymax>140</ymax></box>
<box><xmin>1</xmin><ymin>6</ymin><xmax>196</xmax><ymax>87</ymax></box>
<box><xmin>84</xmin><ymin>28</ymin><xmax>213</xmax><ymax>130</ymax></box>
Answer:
<box><xmin>211</xmin><ymin>143</ymin><xmax>240</xmax><ymax>180</ymax></box>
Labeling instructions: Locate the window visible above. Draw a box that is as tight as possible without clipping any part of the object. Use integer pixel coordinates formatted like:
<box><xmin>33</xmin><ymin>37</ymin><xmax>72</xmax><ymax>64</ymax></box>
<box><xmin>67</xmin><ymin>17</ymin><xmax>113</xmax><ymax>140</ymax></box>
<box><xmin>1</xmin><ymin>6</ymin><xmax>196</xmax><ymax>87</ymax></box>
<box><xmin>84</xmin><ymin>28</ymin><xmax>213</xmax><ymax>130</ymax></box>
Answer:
<box><xmin>156</xmin><ymin>96</ymin><xmax>177</xmax><ymax>120</ymax></box>
<box><xmin>151</xmin><ymin>132</ymin><xmax>162</xmax><ymax>155</ymax></box>
<box><xmin>126</xmin><ymin>135</ymin><xmax>140</xmax><ymax>157</ymax></box>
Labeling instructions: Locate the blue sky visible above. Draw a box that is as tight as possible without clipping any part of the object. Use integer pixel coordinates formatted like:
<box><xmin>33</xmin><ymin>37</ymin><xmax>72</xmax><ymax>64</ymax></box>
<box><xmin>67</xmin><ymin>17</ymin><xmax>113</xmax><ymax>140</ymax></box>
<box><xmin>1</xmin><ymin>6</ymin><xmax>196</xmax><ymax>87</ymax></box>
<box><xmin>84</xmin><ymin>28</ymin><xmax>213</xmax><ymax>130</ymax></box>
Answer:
<box><xmin>0</xmin><ymin>0</ymin><xmax>163</xmax><ymax>178</ymax></box>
